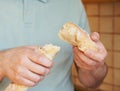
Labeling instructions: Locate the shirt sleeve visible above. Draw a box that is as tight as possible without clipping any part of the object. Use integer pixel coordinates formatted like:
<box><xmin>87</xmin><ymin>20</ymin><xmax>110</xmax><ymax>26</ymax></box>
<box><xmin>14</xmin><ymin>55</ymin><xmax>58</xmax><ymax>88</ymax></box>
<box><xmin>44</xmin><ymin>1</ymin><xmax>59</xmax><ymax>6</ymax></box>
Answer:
<box><xmin>78</xmin><ymin>0</ymin><xmax>91</xmax><ymax>34</ymax></box>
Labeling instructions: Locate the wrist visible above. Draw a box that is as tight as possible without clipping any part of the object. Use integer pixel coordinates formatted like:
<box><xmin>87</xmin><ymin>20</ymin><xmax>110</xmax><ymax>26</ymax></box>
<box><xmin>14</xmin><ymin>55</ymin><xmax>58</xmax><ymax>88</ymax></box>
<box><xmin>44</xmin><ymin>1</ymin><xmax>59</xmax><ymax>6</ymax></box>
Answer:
<box><xmin>77</xmin><ymin>62</ymin><xmax>108</xmax><ymax>81</ymax></box>
<box><xmin>91</xmin><ymin>63</ymin><xmax>108</xmax><ymax>80</ymax></box>
<box><xmin>77</xmin><ymin>63</ymin><xmax>108</xmax><ymax>89</ymax></box>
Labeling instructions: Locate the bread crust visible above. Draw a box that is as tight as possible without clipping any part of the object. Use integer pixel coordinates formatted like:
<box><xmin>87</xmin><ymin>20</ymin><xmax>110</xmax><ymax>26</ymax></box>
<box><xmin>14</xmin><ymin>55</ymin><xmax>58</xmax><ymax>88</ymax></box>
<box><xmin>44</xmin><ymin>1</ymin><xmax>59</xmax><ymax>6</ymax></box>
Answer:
<box><xmin>58</xmin><ymin>22</ymin><xmax>98</xmax><ymax>52</ymax></box>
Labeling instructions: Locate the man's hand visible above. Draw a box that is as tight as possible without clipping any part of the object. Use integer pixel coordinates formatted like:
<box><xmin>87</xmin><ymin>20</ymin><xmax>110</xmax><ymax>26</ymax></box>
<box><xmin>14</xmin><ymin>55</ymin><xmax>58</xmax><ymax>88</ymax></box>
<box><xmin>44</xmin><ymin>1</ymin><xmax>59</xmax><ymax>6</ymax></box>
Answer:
<box><xmin>73</xmin><ymin>32</ymin><xmax>107</xmax><ymax>70</ymax></box>
<box><xmin>0</xmin><ymin>46</ymin><xmax>53</xmax><ymax>87</ymax></box>
<box><xmin>73</xmin><ymin>32</ymin><xmax>108</xmax><ymax>88</ymax></box>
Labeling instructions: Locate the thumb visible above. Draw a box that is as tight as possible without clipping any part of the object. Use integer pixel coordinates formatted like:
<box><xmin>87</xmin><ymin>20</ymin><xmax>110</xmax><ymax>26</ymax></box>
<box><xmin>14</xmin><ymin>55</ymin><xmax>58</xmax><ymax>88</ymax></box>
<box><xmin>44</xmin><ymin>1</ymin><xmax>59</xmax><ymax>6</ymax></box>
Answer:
<box><xmin>90</xmin><ymin>32</ymin><xmax>100</xmax><ymax>42</ymax></box>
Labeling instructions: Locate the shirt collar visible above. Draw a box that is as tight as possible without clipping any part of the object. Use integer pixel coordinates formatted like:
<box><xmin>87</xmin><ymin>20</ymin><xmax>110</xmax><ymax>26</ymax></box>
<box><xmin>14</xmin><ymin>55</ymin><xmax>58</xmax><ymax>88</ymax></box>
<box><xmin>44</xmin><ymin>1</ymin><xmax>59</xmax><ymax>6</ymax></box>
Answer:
<box><xmin>39</xmin><ymin>0</ymin><xmax>49</xmax><ymax>3</ymax></box>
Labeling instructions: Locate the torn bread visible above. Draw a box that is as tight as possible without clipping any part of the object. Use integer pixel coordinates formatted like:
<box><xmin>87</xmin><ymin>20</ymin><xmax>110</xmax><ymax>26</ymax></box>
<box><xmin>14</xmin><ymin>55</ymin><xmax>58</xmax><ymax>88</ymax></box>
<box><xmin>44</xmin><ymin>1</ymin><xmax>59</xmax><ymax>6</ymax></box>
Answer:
<box><xmin>58</xmin><ymin>22</ymin><xmax>98</xmax><ymax>52</ymax></box>
<box><xmin>5</xmin><ymin>44</ymin><xmax>60</xmax><ymax>91</ymax></box>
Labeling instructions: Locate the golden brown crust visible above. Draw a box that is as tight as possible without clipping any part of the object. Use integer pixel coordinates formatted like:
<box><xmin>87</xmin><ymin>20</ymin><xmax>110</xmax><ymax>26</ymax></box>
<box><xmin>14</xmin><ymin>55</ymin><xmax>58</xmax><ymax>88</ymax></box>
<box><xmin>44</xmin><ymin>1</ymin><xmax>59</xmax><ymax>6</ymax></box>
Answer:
<box><xmin>58</xmin><ymin>22</ymin><xmax>98</xmax><ymax>52</ymax></box>
<box><xmin>5</xmin><ymin>84</ymin><xmax>28</xmax><ymax>91</ymax></box>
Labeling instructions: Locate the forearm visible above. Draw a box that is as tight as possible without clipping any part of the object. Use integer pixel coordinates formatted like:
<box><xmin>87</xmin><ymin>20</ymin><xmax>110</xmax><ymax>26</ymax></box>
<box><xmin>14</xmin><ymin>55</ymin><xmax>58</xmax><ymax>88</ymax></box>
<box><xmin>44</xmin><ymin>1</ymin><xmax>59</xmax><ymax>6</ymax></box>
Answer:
<box><xmin>77</xmin><ymin>63</ymin><xmax>108</xmax><ymax>89</ymax></box>
<box><xmin>0</xmin><ymin>51</ymin><xmax>5</xmax><ymax>81</ymax></box>
<box><xmin>0</xmin><ymin>70</ymin><xmax>4</xmax><ymax>81</ymax></box>
<box><xmin>0</xmin><ymin>68</ymin><xmax>4</xmax><ymax>82</ymax></box>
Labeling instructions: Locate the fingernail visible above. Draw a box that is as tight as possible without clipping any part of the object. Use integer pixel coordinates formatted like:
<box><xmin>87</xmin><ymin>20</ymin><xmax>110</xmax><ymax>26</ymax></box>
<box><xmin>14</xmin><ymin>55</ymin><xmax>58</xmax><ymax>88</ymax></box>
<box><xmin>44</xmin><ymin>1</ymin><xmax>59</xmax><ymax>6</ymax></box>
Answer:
<box><xmin>45</xmin><ymin>69</ymin><xmax>50</xmax><ymax>75</ymax></box>
<box><xmin>42</xmin><ymin>57</ymin><xmax>53</xmax><ymax>67</ymax></box>
<box><xmin>94</xmin><ymin>32</ymin><xmax>99</xmax><ymax>40</ymax></box>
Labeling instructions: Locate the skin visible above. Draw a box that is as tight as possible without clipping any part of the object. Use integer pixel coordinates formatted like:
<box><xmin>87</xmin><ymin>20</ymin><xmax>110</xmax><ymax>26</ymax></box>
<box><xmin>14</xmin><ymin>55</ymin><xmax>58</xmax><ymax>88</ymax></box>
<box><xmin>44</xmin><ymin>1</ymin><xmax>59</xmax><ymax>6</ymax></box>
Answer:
<box><xmin>0</xmin><ymin>46</ymin><xmax>53</xmax><ymax>86</ymax></box>
<box><xmin>0</xmin><ymin>32</ymin><xmax>107</xmax><ymax>89</ymax></box>
<box><xmin>73</xmin><ymin>32</ymin><xmax>108</xmax><ymax>88</ymax></box>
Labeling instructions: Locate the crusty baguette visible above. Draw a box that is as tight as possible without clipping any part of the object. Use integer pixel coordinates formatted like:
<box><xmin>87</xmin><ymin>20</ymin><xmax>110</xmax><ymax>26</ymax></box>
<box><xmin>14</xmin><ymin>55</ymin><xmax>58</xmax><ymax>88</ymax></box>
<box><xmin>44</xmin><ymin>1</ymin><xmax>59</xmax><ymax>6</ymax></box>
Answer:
<box><xmin>58</xmin><ymin>22</ymin><xmax>98</xmax><ymax>52</ymax></box>
<box><xmin>5</xmin><ymin>44</ymin><xmax>60</xmax><ymax>91</ymax></box>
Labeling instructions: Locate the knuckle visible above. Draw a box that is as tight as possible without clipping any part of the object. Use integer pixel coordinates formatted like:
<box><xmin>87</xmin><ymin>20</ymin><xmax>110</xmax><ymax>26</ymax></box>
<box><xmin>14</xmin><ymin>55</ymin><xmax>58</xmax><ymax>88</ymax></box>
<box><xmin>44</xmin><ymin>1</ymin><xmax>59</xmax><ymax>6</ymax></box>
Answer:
<box><xmin>99</xmin><ymin>57</ymin><xmax>104</xmax><ymax>62</ymax></box>
<box><xmin>87</xmin><ymin>52</ymin><xmax>94</xmax><ymax>58</ymax></box>
<box><xmin>35</xmin><ymin>76</ymin><xmax>44</xmax><ymax>82</ymax></box>
<box><xmin>39</xmin><ymin>76</ymin><xmax>44</xmax><ymax>82</ymax></box>
<box><xmin>49</xmin><ymin>61</ymin><xmax>54</xmax><ymax>67</ymax></box>
<box><xmin>98</xmin><ymin>50</ymin><xmax>107</xmax><ymax>63</ymax></box>
<box><xmin>19</xmin><ymin>58</ymin><xmax>26</xmax><ymax>65</ymax></box>
<box><xmin>42</xmin><ymin>68</ymin><xmax>50</xmax><ymax>75</ymax></box>
<box><xmin>16</xmin><ymin>66</ymin><xmax>22</xmax><ymax>74</ymax></box>
<box><xmin>42</xmin><ymin>68</ymin><xmax>47</xmax><ymax>75</ymax></box>
<box><xmin>29</xmin><ymin>82</ymin><xmax>37</xmax><ymax>87</ymax></box>
<box><xmin>100</xmin><ymin>52</ymin><xmax>107</xmax><ymax>62</ymax></box>
<box><xmin>38</xmin><ymin>67</ymin><xmax>45</xmax><ymax>75</ymax></box>
<box><xmin>23</xmin><ymin>49</ymin><xmax>30</xmax><ymax>54</ymax></box>
<box><xmin>35</xmin><ymin>77</ymin><xmax>41</xmax><ymax>83</ymax></box>
<box><xmin>19</xmin><ymin>47</ymin><xmax>27</xmax><ymax>53</ymax></box>
<box><xmin>24</xmin><ymin>80</ymin><xmax>36</xmax><ymax>87</ymax></box>
<box><xmin>40</xmin><ymin>68</ymin><xmax>45</xmax><ymax>74</ymax></box>
<box><xmin>32</xmin><ymin>54</ymin><xmax>42</xmax><ymax>62</ymax></box>
<box><xmin>36</xmin><ymin>55</ymin><xmax>41</xmax><ymax>61</ymax></box>
<box><xmin>21</xmin><ymin>48</ymin><xmax>31</xmax><ymax>55</ymax></box>
<box><xmin>16</xmin><ymin>55</ymin><xmax>27</xmax><ymax>66</ymax></box>
<box><xmin>15</xmin><ymin>75</ymin><xmax>21</xmax><ymax>81</ymax></box>
<box><xmin>88</xmin><ymin>61</ymin><xmax>96</xmax><ymax>65</ymax></box>
<box><xmin>34</xmin><ymin>75</ymin><xmax>41</xmax><ymax>82</ymax></box>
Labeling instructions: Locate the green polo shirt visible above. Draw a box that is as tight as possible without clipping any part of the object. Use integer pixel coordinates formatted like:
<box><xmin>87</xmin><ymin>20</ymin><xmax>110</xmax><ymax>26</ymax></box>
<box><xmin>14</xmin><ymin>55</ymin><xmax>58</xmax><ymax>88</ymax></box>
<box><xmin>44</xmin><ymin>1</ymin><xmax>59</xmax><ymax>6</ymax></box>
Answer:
<box><xmin>0</xmin><ymin>0</ymin><xmax>90</xmax><ymax>91</ymax></box>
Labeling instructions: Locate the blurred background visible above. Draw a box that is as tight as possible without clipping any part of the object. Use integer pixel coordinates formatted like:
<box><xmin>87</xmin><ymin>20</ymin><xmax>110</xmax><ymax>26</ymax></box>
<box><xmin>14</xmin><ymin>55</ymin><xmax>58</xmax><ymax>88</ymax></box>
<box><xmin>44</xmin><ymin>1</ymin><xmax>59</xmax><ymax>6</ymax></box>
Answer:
<box><xmin>72</xmin><ymin>0</ymin><xmax>120</xmax><ymax>91</ymax></box>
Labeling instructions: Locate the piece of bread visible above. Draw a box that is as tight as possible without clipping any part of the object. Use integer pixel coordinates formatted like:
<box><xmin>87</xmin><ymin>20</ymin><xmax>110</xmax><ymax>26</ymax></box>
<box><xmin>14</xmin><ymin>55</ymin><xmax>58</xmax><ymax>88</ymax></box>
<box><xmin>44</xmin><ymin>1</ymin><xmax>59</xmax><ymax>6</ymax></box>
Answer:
<box><xmin>58</xmin><ymin>22</ymin><xmax>98</xmax><ymax>52</ymax></box>
<box><xmin>5</xmin><ymin>44</ymin><xmax>60</xmax><ymax>91</ymax></box>
<box><xmin>5</xmin><ymin>84</ymin><xmax>28</xmax><ymax>91</ymax></box>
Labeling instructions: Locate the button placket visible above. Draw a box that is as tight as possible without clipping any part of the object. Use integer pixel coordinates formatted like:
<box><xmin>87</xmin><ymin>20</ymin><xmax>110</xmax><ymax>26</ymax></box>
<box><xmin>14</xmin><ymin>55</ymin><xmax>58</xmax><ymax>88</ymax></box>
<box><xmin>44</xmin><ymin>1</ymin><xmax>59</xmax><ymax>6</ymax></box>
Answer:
<box><xmin>23</xmin><ymin>0</ymin><xmax>34</xmax><ymax>31</ymax></box>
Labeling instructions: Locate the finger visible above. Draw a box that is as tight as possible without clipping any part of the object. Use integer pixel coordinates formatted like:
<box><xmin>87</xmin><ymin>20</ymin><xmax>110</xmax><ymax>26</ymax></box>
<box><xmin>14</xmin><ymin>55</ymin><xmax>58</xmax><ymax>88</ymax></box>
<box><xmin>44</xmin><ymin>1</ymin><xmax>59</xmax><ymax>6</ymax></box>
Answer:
<box><xmin>84</xmin><ymin>49</ymin><xmax>107</xmax><ymax>65</ymax></box>
<box><xmin>13</xmin><ymin>74</ymin><xmax>36</xmax><ymax>87</ymax></box>
<box><xmin>90</xmin><ymin>32</ymin><xmax>100</xmax><ymax>42</ymax></box>
<box><xmin>24</xmin><ymin>57</ymin><xmax>50</xmax><ymax>76</ymax></box>
<box><xmin>85</xmin><ymin>36</ymin><xmax>107</xmax><ymax>64</ymax></box>
<box><xmin>73</xmin><ymin>47</ymin><xmax>97</xmax><ymax>65</ymax></box>
<box><xmin>73</xmin><ymin>47</ymin><xmax>97</xmax><ymax>70</ymax></box>
<box><xmin>5</xmin><ymin>68</ymin><xmax>37</xmax><ymax>87</ymax></box>
<box><xmin>18</xmin><ymin>67</ymin><xmax>44</xmax><ymax>83</ymax></box>
<box><xmin>91</xmin><ymin>32</ymin><xmax>107</xmax><ymax>54</ymax></box>
<box><xmin>74</xmin><ymin>54</ymin><xmax>96</xmax><ymax>70</ymax></box>
<box><xmin>28</xmin><ymin>51</ymin><xmax>53</xmax><ymax>68</ymax></box>
<box><xmin>78</xmin><ymin>52</ymin><xmax>97</xmax><ymax>65</ymax></box>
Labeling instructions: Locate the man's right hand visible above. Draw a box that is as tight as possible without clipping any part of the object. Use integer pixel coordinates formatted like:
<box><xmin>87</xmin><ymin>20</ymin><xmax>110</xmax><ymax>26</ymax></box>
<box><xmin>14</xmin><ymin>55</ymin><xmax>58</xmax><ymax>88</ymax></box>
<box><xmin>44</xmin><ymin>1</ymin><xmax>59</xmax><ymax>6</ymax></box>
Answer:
<box><xmin>0</xmin><ymin>46</ymin><xmax>53</xmax><ymax>86</ymax></box>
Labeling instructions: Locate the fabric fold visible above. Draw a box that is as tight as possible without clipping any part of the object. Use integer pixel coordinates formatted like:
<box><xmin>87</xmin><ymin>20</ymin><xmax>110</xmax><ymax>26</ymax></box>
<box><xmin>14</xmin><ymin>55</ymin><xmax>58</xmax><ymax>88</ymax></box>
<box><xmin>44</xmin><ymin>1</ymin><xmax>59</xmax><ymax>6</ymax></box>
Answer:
<box><xmin>39</xmin><ymin>0</ymin><xmax>49</xmax><ymax>3</ymax></box>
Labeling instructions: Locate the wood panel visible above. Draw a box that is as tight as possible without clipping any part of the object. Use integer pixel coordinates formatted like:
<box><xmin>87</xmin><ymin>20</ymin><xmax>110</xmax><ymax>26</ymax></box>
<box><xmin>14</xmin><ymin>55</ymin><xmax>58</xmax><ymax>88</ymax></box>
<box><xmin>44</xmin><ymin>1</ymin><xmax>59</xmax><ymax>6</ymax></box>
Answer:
<box><xmin>82</xmin><ymin>0</ymin><xmax>120</xmax><ymax>3</ymax></box>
